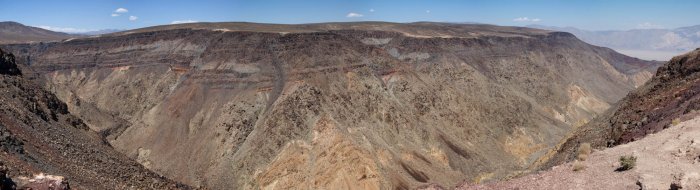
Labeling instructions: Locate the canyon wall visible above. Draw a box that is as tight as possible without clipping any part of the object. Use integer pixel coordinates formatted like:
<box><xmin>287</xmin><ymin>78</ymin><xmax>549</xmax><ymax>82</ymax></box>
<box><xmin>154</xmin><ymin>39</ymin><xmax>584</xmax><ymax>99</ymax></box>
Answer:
<box><xmin>2</xmin><ymin>22</ymin><xmax>660</xmax><ymax>189</ymax></box>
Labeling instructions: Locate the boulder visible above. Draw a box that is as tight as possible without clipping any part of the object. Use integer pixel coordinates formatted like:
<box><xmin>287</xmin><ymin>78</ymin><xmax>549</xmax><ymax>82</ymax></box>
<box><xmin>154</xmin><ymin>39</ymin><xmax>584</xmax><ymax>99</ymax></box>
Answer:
<box><xmin>0</xmin><ymin>49</ymin><xmax>20</xmax><ymax>76</ymax></box>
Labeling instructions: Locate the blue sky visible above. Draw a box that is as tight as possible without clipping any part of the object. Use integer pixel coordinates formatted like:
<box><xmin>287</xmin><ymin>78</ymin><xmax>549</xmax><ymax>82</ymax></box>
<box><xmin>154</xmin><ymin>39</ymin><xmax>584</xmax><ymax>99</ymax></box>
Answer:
<box><xmin>1</xmin><ymin>0</ymin><xmax>699</xmax><ymax>33</ymax></box>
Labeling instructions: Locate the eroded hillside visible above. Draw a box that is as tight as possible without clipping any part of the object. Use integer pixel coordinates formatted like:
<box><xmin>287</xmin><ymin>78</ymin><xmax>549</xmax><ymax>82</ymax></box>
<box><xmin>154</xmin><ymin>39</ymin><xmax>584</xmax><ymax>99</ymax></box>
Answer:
<box><xmin>1</xmin><ymin>22</ymin><xmax>660</xmax><ymax>189</ymax></box>
<box><xmin>546</xmin><ymin>48</ymin><xmax>700</xmax><ymax>168</ymax></box>
<box><xmin>458</xmin><ymin>115</ymin><xmax>700</xmax><ymax>190</ymax></box>
<box><xmin>0</xmin><ymin>48</ymin><xmax>188</xmax><ymax>189</ymax></box>
<box><xmin>460</xmin><ymin>49</ymin><xmax>700</xmax><ymax>190</ymax></box>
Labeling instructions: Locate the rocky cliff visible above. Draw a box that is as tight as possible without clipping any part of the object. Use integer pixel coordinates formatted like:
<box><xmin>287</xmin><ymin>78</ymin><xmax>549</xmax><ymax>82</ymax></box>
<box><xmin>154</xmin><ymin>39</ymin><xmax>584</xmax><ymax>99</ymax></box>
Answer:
<box><xmin>1</xmin><ymin>22</ymin><xmax>661</xmax><ymax>189</ymax></box>
<box><xmin>460</xmin><ymin>48</ymin><xmax>700</xmax><ymax>190</ymax></box>
<box><xmin>545</xmin><ymin>48</ymin><xmax>700</xmax><ymax>170</ymax></box>
<box><xmin>459</xmin><ymin>115</ymin><xmax>700</xmax><ymax>190</ymax></box>
<box><xmin>0</xmin><ymin>48</ymin><xmax>188</xmax><ymax>189</ymax></box>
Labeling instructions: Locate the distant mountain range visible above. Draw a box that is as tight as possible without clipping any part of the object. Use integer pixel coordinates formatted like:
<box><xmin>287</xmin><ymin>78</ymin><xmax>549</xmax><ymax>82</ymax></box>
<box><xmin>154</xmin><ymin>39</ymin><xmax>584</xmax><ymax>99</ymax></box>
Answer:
<box><xmin>0</xmin><ymin>21</ymin><xmax>661</xmax><ymax>189</ymax></box>
<box><xmin>0</xmin><ymin>21</ymin><xmax>122</xmax><ymax>44</ymax></box>
<box><xmin>529</xmin><ymin>24</ymin><xmax>700</xmax><ymax>60</ymax></box>
<box><xmin>2</xmin><ymin>20</ymin><xmax>698</xmax><ymax>60</ymax></box>
<box><xmin>0</xmin><ymin>21</ymin><xmax>75</xmax><ymax>44</ymax></box>
<box><xmin>73</xmin><ymin>29</ymin><xmax>123</xmax><ymax>35</ymax></box>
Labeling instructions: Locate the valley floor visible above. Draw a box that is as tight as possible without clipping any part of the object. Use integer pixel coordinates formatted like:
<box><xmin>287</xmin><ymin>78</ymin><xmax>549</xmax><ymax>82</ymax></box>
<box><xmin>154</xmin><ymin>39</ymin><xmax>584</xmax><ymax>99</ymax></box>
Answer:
<box><xmin>458</xmin><ymin>116</ymin><xmax>700</xmax><ymax>190</ymax></box>
<box><xmin>615</xmin><ymin>49</ymin><xmax>686</xmax><ymax>61</ymax></box>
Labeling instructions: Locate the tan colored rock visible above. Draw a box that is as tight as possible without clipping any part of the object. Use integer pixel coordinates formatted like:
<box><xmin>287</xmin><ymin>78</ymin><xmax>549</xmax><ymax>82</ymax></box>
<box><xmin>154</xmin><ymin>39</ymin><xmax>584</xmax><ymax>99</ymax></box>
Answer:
<box><xmin>15</xmin><ymin>173</ymin><xmax>70</xmax><ymax>190</ymax></box>
<box><xmin>0</xmin><ymin>22</ymin><xmax>661</xmax><ymax>189</ymax></box>
<box><xmin>458</xmin><ymin>116</ymin><xmax>700</xmax><ymax>190</ymax></box>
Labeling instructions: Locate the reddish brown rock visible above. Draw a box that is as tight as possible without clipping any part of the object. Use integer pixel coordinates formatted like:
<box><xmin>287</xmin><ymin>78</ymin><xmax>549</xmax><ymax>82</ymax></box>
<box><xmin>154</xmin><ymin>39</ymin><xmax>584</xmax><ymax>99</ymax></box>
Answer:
<box><xmin>0</xmin><ymin>22</ymin><xmax>663</xmax><ymax>189</ymax></box>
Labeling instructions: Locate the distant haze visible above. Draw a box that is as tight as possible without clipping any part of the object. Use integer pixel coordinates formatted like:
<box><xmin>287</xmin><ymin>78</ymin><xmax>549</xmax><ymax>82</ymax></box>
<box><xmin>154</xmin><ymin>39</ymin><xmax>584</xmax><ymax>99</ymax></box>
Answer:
<box><xmin>614</xmin><ymin>49</ymin><xmax>685</xmax><ymax>61</ymax></box>
<box><xmin>529</xmin><ymin>25</ymin><xmax>700</xmax><ymax>61</ymax></box>
<box><xmin>75</xmin><ymin>29</ymin><xmax>123</xmax><ymax>35</ymax></box>
<box><xmin>3</xmin><ymin>1</ymin><xmax>700</xmax><ymax>33</ymax></box>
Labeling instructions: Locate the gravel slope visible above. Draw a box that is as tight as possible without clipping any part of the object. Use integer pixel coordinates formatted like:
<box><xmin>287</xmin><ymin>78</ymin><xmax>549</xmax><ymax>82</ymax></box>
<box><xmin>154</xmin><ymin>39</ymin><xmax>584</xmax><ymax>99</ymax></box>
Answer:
<box><xmin>0</xmin><ymin>48</ymin><xmax>191</xmax><ymax>189</ymax></box>
<box><xmin>1</xmin><ymin>22</ymin><xmax>662</xmax><ymax>189</ymax></box>
<box><xmin>458</xmin><ymin>115</ymin><xmax>700</xmax><ymax>190</ymax></box>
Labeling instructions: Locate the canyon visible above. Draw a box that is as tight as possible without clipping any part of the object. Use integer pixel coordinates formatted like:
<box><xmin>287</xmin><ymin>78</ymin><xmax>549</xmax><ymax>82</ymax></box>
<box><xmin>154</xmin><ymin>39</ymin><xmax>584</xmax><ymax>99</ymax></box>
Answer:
<box><xmin>529</xmin><ymin>24</ymin><xmax>700</xmax><ymax>61</ymax></box>
<box><xmin>0</xmin><ymin>48</ymin><xmax>187</xmax><ymax>189</ymax></box>
<box><xmin>0</xmin><ymin>22</ymin><xmax>662</xmax><ymax>189</ymax></box>
<box><xmin>456</xmin><ymin>48</ymin><xmax>700</xmax><ymax>190</ymax></box>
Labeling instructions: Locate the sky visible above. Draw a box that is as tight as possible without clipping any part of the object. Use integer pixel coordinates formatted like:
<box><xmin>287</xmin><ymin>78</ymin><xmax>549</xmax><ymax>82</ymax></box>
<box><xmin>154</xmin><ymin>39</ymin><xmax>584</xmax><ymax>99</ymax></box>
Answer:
<box><xmin>1</xmin><ymin>0</ymin><xmax>699</xmax><ymax>33</ymax></box>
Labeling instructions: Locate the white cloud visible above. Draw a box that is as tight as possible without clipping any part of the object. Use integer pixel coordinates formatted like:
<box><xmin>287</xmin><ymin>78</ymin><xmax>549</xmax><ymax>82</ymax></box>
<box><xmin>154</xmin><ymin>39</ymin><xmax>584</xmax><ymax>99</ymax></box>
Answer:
<box><xmin>369</xmin><ymin>9</ymin><xmax>375</xmax><ymax>12</ymax></box>
<box><xmin>171</xmin><ymin>20</ymin><xmax>198</xmax><ymax>24</ymax></box>
<box><xmin>637</xmin><ymin>22</ymin><xmax>663</xmax><ymax>29</ymax></box>
<box><xmin>115</xmin><ymin>8</ymin><xmax>128</xmax><ymax>13</ymax></box>
<box><xmin>111</xmin><ymin>13</ymin><xmax>120</xmax><ymax>17</ymax></box>
<box><xmin>513</xmin><ymin>17</ymin><xmax>541</xmax><ymax>22</ymax></box>
<box><xmin>129</xmin><ymin>16</ymin><xmax>138</xmax><ymax>21</ymax></box>
<box><xmin>36</xmin><ymin>25</ymin><xmax>92</xmax><ymax>33</ymax></box>
<box><xmin>346</xmin><ymin>12</ymin><xmax>363</xmax><ymax>18</ymax></box>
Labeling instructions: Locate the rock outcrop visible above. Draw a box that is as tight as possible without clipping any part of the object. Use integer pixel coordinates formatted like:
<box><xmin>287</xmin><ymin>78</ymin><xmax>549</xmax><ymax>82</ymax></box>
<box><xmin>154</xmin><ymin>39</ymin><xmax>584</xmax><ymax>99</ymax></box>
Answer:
<box><xmin>0</xmin><ymin>48</ymin><xmax>189</xmax><ymax>189</ymax></box>
<box><xmin>1</xmin><ymin>163</ymin><xmax>71</xmax><ymax>190</ymax></box>
<box><xmin>1</xmin><ymin>163</ymin><xmax>17</xmax><ymax>190</ymax></box>
<box><xmin>14</xmin><ymin>173</ymin><xmax>70</xmax><ymax>190</ymax></box>
<box><xmin>546</xmin><ymin>48</ymin><xmax>700</xmax><ymax>168</ymax></box>
<box><xmin>456</xmin><ymin>115</ymin><xmax>700</xmax><ymax>190</ymax></box>
<box><xmin>1</xmin><ymin>22</ymin><xmax>662</xmax><ymax>189</ymax></box>
<box><xmin>0</xmin><ymin>49</ymin><xmax>20</xmax><ymax>75</ymax></box>
<box><xmin>426</xmin><ymin>48</ymin><xmax>700</xmax><ymax>190</ymax></box>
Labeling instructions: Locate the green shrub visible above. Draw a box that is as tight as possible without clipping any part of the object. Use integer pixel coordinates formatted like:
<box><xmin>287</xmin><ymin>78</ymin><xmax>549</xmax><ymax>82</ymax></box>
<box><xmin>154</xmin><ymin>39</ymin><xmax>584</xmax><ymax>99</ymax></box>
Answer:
<box><xmin>672</xmin><ymin>118</ymin><xmax>681</xmax><ymax>126</ymax></box>
<box><xmin>618</xmin><ymin>155</ymin><xmax>637</xmax><ymax>171</ymax></box>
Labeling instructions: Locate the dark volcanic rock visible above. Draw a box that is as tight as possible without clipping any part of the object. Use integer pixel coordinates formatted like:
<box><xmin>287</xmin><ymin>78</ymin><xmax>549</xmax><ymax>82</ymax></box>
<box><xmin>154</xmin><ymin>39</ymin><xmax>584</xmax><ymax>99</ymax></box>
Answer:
<box><xmin>0</xmin><ymin>22</ymin><xmax>663</xmax><ymax>189</ymax></box>
<box><xmin>546</xmin><ymin>48</ymin><xmax>700</xmax><ymax>169</ymax></box>
<box><xmin>0</xmin><ymin>163</ymin><xmax>17</xmax><ymax>190</ymax></box>
<box><xmin>0</xmin><ymin>49</ymin><xmax>20</xmax><ymax>76</ymax></box>
<box><xmin>0</xmin><ymin>124</ymin><xmax>24</xmax><ymax>155</ymax></box>
<box><xmin>0</xmin><ymin>49</ymin><xmax>190</xmax><ymax>189</ymax></box>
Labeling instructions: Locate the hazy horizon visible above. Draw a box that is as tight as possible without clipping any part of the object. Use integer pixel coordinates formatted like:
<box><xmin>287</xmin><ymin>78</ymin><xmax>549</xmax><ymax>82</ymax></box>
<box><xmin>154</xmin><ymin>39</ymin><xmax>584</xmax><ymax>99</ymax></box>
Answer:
<box><xmin>2</xmin><ymin>0</ymin><xmax>700</xmax><ymax>33</ymax></box>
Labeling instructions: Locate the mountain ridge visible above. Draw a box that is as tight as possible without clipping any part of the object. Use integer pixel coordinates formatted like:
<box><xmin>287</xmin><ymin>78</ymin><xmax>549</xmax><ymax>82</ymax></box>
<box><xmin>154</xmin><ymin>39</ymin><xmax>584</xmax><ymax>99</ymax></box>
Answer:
<box><xmin>529</xmin><ymin>24</ymin><xmax>700</xmax><ymax>60</ymax></box>
<box><xmin>0</xmin><ymin>48</ymin><xmax>191</xmax><ymax>189</ymax></box>
<box><xmin>543</xmin><ymin>48</ymin><xmax>700</xmax><ymax>170</ymax></box>
<box><xmin>0</xmin><ymin>21</ymin><xmax>75</xmax><ymax>44</ymax></box>
<box><xmin>454</xmin><ymin>47</ymin><xmax>700</xmax><ymax>190</ymax></box>
<box><xmin>0</xmin><ymin>21</ymin><xmax>662</xmax><ymax>189</ymax></box>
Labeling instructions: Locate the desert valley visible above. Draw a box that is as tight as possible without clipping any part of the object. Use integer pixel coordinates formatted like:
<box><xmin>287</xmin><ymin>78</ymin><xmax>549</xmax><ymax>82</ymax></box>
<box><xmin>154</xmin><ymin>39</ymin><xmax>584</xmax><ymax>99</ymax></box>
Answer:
<box><xmin>1</xmin><ymin>1</ymin><xmax>699</xmax><ymax>190</ymax></box>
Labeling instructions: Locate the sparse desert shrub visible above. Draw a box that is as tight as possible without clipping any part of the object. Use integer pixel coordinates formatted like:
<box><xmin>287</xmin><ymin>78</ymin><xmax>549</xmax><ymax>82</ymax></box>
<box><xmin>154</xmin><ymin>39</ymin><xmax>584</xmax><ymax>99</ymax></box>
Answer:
<box><xmin>577</xmin><ymin>143</ymin><xmax>592</xmax><ymax>161</ymax></box>
<box><xmin>672</xmin><ymin>118</ymin><xmax>681</xmax><ymax>126</ymax></box>
<box><xmin>577</xmin><ymin>153</ymin><xmax>588</xmax><ymax>161</ymax></box>
<box><xmin>618</xmin><ymin>155</ymin><xmax>637</xmax><ymax>171</ymax></box>
<box><xmin>573</xmin><ymin>119</ymin><xmax>588</xmax><ymax>128</ymax></box>
<box><xmin>572</xmin><ymin>161</ymin><xmax>585</xmax><ymax>171</ymax></box>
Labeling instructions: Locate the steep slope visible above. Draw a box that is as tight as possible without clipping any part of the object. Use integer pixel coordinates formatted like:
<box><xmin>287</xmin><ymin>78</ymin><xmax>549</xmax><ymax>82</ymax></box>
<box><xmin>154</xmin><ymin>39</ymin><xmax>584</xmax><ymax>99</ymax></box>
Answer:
<box><xmin>0</xmin><ymin>22</ymin><xmax>74</xmax><ymax>44</ymax></box>
<box><xmin>0</xmin><ymin>48</ymin><xmax>188</xmax><ymax>189</ymax></box>
<box><xmin>545</xmin><ymin>48</ymin><xmax>700</xmax><ymax>170</ymax></box>
<box><xmin>431</xmin><ymin>48</ymin><xmax>700</xmax><ymax>190</ymax></box>
<box><xmin>1</xmin><ymin>22</ymin><xmax>660</xmax><ymax>189</ymax></box>
<box><xmin>458</xmin><ymin>116</ymin><xmax>700</xmax><ymax>190</ymax></box>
